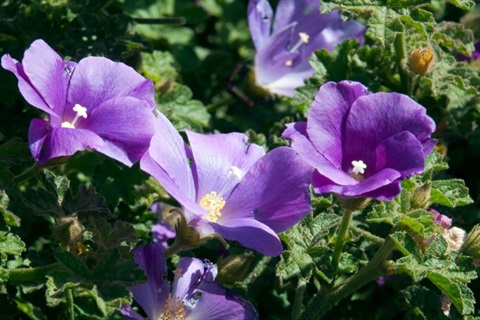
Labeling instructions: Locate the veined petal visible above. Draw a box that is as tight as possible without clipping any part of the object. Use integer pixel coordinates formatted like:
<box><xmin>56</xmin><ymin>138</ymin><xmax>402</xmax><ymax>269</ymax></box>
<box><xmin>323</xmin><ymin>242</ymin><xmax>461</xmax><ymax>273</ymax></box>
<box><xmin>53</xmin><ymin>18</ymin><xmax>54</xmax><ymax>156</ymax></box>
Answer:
<box><xmin>186</xmin><ymin>131</ymin><xmax>265</xmax><ymax>202</ymax></box>
<box><xmin>307</xmin><ymin>81</ymin><xmax>369</xmax><ymax>168</ymax></box>
<box><xmin>171</xmin><ymin>257</ymin><xmax>209</xmax><ymax>302</ymax></box>
<box><xmin>373</xmin><ymin>131</ymin><xmax>425</xmax><ymax>177</ymax></box>
<box><xmin>312</xmin><ymin>168</ymin><xmax>401</xmax><ymax>198</ymax></box>
<box><xmin>212</xmin><ymin>218</ymin><xmax>283</xmax><ymax>256</ymax></box>
<box><xmin>186</xmin><ymin>281</ymin><xmax>258</xmax><ymax>320</ymax></box>
<box><xmin>67</xmin><ymin>56</ymin><xmax>155</xmax><ymax>114</ymax></box>
<box><xmin>343</xmin><ymin>92</ymin><xmax>436</xmax><ymax>170</ymax></box>
<box><xmin>222</xmin><ymin>147</ymin><xmax>312</xmax><ymax>233</ymax></box>
<box><xmin>1</xmin><ymin>54</ymin><xmax>60</xmax><ymax>119</ymax></box>
<box><xmin>140</xmin><ymin>113</ymin><xmax>200</xmax><ymax>219</ymax></box>
<box><xmin>273</xmin><ymin>0</ymin><xmax>320</xmax><ymax>32</ymax></box>
<box><xmin>283</xmin><ymin>122</ymin><xmax>357</xmax><ymax>186</ymax></box>
<box><xmin>21</xmin><ymin>39</ymin><xmax>67</xmax><ymax>115</ymax></box>
<box><xmin>128</xmin><ymin>243</ymin><xmax>170</xmax><ymax>320</ymax></box>
<box><xmin>247</xmin><ymin>0</ymin><xmax>273</xmax><ymax>50</ymax></box>
<box><xmin>28</xmin><ymin>119</ymin><xmax>104</xmax><ymax>164</ymax></box>
<box><xmin>120</xmin><ymin>304</ymin><xmax>145</xmax><ymax>320</ymax></box>
<box><xmin>85</xmin><ymin>97</ymin><xmax>156</xmax><ymax>166</ymax></box>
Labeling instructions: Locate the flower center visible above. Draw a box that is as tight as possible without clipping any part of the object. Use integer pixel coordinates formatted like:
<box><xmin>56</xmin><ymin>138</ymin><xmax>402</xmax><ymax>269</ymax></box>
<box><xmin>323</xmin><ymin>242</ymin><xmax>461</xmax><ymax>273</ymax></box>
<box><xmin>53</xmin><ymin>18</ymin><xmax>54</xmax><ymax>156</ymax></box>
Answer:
<box><xmin>61</xmin><ymin>104</ymin><xmax>88</xmax><ymax>129</ymax></box>
<box><xmin>199</xmin><ymin>191</ymin><xmax>226</xmax><ymax>223</ymax></box>
<box><xmin>285</xmin><ymin>32</ymin><xmax>310</xmax><ymax>66</ymax></box>
<box><xmin>351</xmin><ymin>160</ymin><xmax>367</xmax><ymax>175</ymax></box>
<box><xmin>160</xmin><ymin>295</ymin><xmax>186</xmax><ymax>320</ymax></box>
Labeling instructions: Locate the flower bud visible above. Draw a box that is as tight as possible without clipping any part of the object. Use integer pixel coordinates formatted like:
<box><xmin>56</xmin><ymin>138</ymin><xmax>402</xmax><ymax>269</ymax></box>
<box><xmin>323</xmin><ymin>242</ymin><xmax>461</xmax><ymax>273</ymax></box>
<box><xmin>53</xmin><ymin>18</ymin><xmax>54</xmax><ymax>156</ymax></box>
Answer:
<box><xmin>460</xmin><ymin>224</ymin><xmax>480</xmax><ymax>259</ymax></box>
<box><xmin>408</xmin><ymin>45</ymin><xmax>435</xmax><ymax>75</ymax></box>
<box><xmin>53</xmin><ymin>216</ymin><xmax>84</xmax><ymax>250</ymax></box>
<box><xmin>216</xmin><ymin>253</ymin><xmax>255</xmax><ymax>285</ymax></box>
<box><xmin>410</xmin><ymin>182</ymin><xmax>431</xmax><ymax>209</ymax></box>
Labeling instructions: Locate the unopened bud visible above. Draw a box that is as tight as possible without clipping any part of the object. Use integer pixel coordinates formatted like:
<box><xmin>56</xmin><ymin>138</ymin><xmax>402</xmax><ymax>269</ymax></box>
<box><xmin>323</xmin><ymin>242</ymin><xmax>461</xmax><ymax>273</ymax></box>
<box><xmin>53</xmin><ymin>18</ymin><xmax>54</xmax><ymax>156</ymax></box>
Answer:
<box><xmin>216</xmin><ymin>253</ymin><xmax>255</xmax><ymax>285</ymax></box>
<box><xmin>411</xmin><ymin>182</ymin><xmax>431</xmax><ymax>209</ymax></box>
<box><xmin>461</xmin><ymin>224</ymin><xmax>480</xmax><ymax>259</ymax></box>
<box><xmin>408</xmin><ymin>45</ymin><xmax>435</xmax><ymax>75</ymax></box>
<box><xmin>53</xmin><ymin>216</ymin><xmax>84</xmax><ymax>250</ymax></box>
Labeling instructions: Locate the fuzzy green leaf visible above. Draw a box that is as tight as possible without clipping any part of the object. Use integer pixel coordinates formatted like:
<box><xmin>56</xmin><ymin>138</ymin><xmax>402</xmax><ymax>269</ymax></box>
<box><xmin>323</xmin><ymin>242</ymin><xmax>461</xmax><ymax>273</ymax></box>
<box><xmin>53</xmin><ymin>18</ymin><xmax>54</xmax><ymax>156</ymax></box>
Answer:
<box><xmin>430</xmin><ymin>179</ymin><xmax>473</xmax><ymax>207</ymax></box>
<box><xmin>277</xmin><ymin>213</ymin><xmax>341</xmax><ymax>281</ymax></box>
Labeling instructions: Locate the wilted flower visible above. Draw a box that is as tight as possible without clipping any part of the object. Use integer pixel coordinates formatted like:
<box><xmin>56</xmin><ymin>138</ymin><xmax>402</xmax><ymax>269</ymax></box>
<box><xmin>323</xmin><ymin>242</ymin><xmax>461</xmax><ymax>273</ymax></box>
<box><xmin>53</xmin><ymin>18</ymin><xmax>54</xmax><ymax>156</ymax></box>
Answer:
<box><xmin>443</xmin><ymin>227</ymin><xmax>467</xmax><ymax>252</ymax></box>
<box><xmin>408</xmin><ymin>45</ymin><xmax>435</xmax><ymax>75</ymax></box>
<box><xmin>120</xmin><ymin>242</ymin><xmax>258</xmax><ymax>320</ymax></box>
<box><xmin>140</xmin><ymin>114</ymin><xmax>312</xmax><ymax>256</ymax></box>
<box><xmin>2</xmin><ymin>39</ymin><xmax>157</xmax><ymax>166</ymax></box>
<box><xmin>248</xmin><ymin>0</ymin><xmax>365</xmax><ymax>97</ymax></box>
<box><xmin>283</xmin><ymin>80</ymin><xmax>436</xmax><ymax>201</ymax></box>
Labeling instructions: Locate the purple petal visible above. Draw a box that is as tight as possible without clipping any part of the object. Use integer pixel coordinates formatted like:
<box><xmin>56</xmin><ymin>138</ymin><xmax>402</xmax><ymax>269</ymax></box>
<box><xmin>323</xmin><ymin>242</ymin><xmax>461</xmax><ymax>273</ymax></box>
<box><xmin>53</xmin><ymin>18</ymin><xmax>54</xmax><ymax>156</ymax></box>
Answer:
<box><xmin>430</xmin><ymin>209</ymin><xmax>452</xmax><ymax>229</ymax></box>
<box><xmin>1</xmin><ymin>54</ymin><xmax>60</xmax><ymax>119</ymax></box>
<box><xmin>307</xmin><ymin>81</ymin><xmax>369</xmax><ymax>168</ymax></box>
<box><xmin>212</xmin><ymin>218</ymin><xmax>283</xmax><ymax>256</ymax></box>
<box><xmin>312</xmin><ymin>168</ymin><xmax>402</xmax><ymax>198</ymax></box>
<box><xmin>28</xmin><ymin>119</ymin><xmax>104</xmax><ymax>164</ymax></box>
<box><xmin>373</xmin><ymin>131</ymin><xmax>425</xmax><ymax>177</ymax></box>
<box><xmin>67</xmin><ymin>56</ymin><xmax>155</xmax><ymax>114</ymax></box>
<box><xmin>343</xmin><ymin>92</ymin><xmax>436</xmax><ymax>169</ymax></box>
<box><xmin>186</xmin><ymin>282</ymin><xmax>258</xmax><ymax>320</ymax></box>
<box><xmin>152</xmin><ymin>221</ymin><xmax>176</xmax><ymax>247</ymax></box>
<box><xmin>222</xmin><ymin>147</ymin><xmax>312</xmax><ymax>233</ymax></box>
<box><xmin>128</xmin><ymin>243</ymin><xmax>170</xmax><ymax>320</ymax></box>
<box><xmin>283</xmin><ymin>122</ymin><xmax>357</xmax><ymax>185</ymax></box>
<box><xmin>247</xmin><ymin>0</ymin><xmax>273</xmax><ymax>50</ymax></box>
<box><xmin>361</xmin><ymin>181</ymin><xmax>402</xmax><ymax>201</ymax></box>
<box><xmin>171</xmin><ymin>257</ymin><xmax>208</xmax><ymax>301</ymax></box>
<box><xmin>21</xmin><ymin>39</ymin><xmax>67</xmax><ymax>116</ymax></box>
<box><xmin>84</xmin><ymin>96</ymin><xmax>156</xmax><ymax>166</ymax></box>
<box><xmin>120</xmin><ymin>304</ymin><xmax>145</xmax><ymax>320</ymax></box>
<box><xmin>186</xmin><ymin>131</ymin><xmax>265</xmax><ymax>202</ymax></box>
<box><xmin>140</xmin><ymin>114</ymin><xmax>200</xmax><ymax>219</ymax></box>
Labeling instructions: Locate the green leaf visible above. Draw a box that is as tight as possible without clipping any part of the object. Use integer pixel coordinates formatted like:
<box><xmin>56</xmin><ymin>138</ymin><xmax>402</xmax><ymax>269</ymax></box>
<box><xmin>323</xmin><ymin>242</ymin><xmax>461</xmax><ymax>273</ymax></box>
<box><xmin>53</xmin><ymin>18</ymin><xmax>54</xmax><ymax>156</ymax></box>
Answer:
<box><xmin>0</xmin><ymin>231</ymin><xmax>26</xmax><ymax>257</ymax></box>
<box><xmin>141</xmin><ymin>50</ymin><xmax>178</xmax><ymax>83</ymax></box>
<box><xmin>157</xmin><ymin>83</ymin><xmax>211</xmax><ymax>131</ymax></box>
<box><xmin>427</xmin><ymin>273</ymin><xmax>475</xmax><ymax>315</ymax></box>
<box><xmin>88</xmin><ymin>215</ymin><xmax>136</xmax><ymax>252</ymax></box>
<box><xmin>430</xmin><ymin>179</ymin><xmax>473</xmax><ymax>207</ymax></box>
<box><xmin>277</xmin><ymin>213</ymin><xmax>341</xmax><ymax>281</ymax></box>
<box><xmin>446</xmin><ymin>0</ymin><xmax>475</xmax><ymax>10</ymax></box>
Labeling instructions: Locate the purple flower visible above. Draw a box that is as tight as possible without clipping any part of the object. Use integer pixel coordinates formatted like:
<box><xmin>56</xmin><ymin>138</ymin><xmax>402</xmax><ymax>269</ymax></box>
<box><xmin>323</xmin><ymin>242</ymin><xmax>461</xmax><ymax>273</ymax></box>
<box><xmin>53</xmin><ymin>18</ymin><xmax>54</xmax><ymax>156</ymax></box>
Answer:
<box><xmin>150</xmin><ymin>202</ymin><xmax>176</xmax><ymax>247</ymax></box>
<box><xmin>120</xmin><ymin>242</ymin><xmax>258</xmax><ymax>320</ymax></box>
<box><xmin>283</xmin><ymin>81</ymin><xmax>436</xmax><ymax>201</ymax></box>
<box><xmin>140</xmin><ymin>114</ymin><xmax>312</xmax><ymax>256</ymax></box>
<box><xmin>248</xmin><ymin>0</ymin><xmax>365</xmax><ymax>97</ymax></box>
<box><xmin>457</xmin><ymin>41</ymin><xmax>480</xmax><ymax>62</ymax></box>
<box><xmin>1</xmin><ymin>39</ymin><xmax>157</xmax><ymax>166</ymax></box>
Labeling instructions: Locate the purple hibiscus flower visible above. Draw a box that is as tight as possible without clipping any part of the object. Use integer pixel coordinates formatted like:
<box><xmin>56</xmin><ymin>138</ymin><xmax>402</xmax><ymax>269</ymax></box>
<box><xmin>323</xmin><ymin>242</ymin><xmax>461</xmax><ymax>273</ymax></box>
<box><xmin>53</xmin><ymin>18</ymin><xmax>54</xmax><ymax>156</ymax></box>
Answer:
<box><xmin>1</xmin><ymin>39</ymin><xmax>157</xmax><ymax>166</ymax></box>
<box><xmin>248</xmin><ymin>0</ymin><xmax>365</xmax><ymax>97</ymax></box>
<box><xmin>283</xmin><ymin>80</ymin><xmax>436</xmax><ymax>201</ymax></box>
<box><xmin>140</xmin><ymin>114</ymin><xmax>312</xmax><ymax>256</ymax></box>
<box><xmin>121</xmin><ymin>242</ymin><xmax>258</xmax><ymax>320</ymax></box>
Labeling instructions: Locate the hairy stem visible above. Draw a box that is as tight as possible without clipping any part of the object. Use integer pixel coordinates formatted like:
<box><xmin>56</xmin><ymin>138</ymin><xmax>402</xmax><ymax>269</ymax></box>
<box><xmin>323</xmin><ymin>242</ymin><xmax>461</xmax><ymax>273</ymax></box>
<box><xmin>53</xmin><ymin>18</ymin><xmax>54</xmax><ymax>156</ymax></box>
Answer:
<box><xmin>12</xmin><ymin>163</ymin><xmax>44</xmax><ymax>184</ymax></box>
<box><xmin>7</xmin><ymin>263</ymin><xmax>61</xmax><ymax>283</ymax></box>
<box><xmin>299</xmin><ymin>238</ymin><xmax>396</xmax><ymax>320</ymax></box>
<box><xmin>65</xmin><ymin>287</ymin><xmax>75</xmax><ymax>320</ymax></box>
<box><xmin>330</xmin><ymin>209</ymin><xmax>355</xmax><ymax>283</ymax></box>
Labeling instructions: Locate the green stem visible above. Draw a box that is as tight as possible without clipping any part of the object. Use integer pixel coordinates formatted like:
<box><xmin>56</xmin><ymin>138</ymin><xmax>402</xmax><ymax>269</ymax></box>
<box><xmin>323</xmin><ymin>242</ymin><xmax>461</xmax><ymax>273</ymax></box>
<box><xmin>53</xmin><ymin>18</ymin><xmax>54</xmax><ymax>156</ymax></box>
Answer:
<box><xmin>65</xmin><ymin>287</ymin><xmax>75</xmax><ymax>320</ymax></box>
<box><xmin>164</xmin><ymin>239</ymin><xmax>190</xmax><ymax>258</ymax></box>
<box><xmin>299</xmin><ymin>238</ymin><xmax>396</xmax><ymax>320</ymax></box>
<box><xmin>330</xmin><ymin>209</ymin><xmax>355</xmax><ymax>283</ymax></box>
<box><xmin>292</xmin><ymin>278</ymin><xmax>308</xmax><ymax>320</ymax></box>
<box><xmin>12</xmin><ymin>163</ymin><xmax>44</xmax><ymax>184</ymax></box>
<box><xmin>393</xmin><ymin>33</ymin><xmax>412</xmax><ymax>95</ymax></box>
<box><xmin>350</xmin><ymin>225</ymin><xmax>384</xmax><ymax>245</ymax></box>
<box><xmin>7</xmin><ymin>263</ymin><xmax>60</xmax><ymax>283</ymax></box>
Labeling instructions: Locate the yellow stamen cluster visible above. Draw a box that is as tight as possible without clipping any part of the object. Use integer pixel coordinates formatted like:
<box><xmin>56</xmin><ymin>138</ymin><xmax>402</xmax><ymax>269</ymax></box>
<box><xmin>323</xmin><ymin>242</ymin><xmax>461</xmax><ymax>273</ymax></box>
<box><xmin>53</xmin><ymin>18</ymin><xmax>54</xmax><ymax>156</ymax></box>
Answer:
<box><xmin>160</xmin><ymin>295</ymin><xmax>185</xmax><ymax>320</ymax></box>
<box><xmin>199</xmin><ymin>191</ymin><xmax>226</xmax><ymax>222</ymax></box>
